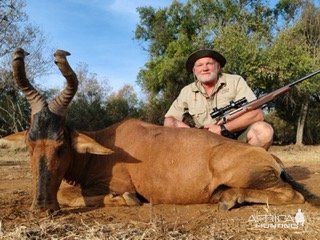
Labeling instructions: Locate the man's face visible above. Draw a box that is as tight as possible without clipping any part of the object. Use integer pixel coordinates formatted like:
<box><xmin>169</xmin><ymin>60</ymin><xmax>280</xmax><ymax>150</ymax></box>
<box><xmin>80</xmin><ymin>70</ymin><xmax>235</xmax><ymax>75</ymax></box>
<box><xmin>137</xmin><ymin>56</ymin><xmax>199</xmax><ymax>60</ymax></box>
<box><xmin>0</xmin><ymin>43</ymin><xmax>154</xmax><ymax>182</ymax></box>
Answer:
<box><xmin>193</xmin><ymin>57</ymin><xmax>221</xmax><ymax>84</ymax></box>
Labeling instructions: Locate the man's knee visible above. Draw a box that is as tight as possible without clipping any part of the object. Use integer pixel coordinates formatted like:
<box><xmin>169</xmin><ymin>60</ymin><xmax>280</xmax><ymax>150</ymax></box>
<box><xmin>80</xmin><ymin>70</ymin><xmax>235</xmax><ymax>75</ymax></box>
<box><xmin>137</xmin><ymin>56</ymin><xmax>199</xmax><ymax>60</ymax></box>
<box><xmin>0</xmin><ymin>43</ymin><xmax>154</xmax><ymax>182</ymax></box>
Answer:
<box><xmin>247</xmin><ymin>121</ymin><xmax>274</xmax><ymax>149</ymax></box>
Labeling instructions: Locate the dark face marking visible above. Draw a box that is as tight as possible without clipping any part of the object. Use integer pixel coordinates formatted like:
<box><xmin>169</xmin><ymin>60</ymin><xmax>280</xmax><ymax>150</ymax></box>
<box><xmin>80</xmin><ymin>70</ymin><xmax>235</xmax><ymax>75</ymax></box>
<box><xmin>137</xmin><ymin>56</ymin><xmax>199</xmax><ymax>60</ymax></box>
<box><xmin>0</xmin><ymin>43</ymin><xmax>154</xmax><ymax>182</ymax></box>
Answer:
<box><xmin>36</xmin><ymin>156</ymin><xmax>51</xmax><ymax>204</ymax></box>
<box><xmin>28</xmin><ymin>107</ymin><xmax>65</xmax><ymax>141</ymax></box>
<box><xmin>27</xmin><ymin>106</ymin><xmax>70</xmax><ymax>211</ymax></box>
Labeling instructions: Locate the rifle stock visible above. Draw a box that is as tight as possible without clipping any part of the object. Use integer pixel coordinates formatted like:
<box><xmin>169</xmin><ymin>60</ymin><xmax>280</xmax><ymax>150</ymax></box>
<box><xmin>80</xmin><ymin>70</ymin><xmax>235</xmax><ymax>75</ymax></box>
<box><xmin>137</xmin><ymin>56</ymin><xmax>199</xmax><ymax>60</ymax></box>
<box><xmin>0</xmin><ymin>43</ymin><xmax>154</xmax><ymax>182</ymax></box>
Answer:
<box><xmin>214</xmin><ymin>69</ymin><xmax>320</xmax><ymax>123</ymax></box>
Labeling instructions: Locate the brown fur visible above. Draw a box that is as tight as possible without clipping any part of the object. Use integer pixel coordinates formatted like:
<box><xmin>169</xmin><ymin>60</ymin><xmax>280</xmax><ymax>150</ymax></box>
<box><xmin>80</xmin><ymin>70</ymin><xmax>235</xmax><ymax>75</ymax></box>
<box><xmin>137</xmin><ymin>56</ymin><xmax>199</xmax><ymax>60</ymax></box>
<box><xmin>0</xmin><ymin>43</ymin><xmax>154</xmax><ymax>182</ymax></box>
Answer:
<box><xmin>56</xmin><ymin>119</ymin><xmax>319</xmax><ymax>209</ymax></box>
<box><xmin>5</xmin><ymin>48</ymin><xmax>320</xmax><ymax>212</ymax></box>
<box><xmin>3</xmin><ymin>118</ymin><xmax>319</xmax><ymax>211</ymax></box>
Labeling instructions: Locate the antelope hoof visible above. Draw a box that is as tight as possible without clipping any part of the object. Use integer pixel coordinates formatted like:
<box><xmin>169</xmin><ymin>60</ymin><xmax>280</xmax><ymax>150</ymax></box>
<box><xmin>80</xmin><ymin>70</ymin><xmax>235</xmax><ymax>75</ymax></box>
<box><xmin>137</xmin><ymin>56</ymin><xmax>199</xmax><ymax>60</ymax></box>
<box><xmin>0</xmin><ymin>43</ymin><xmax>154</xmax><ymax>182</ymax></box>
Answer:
<box><xmin>122</xmin><ymin>192</ymin><xmax>141</xmax><ymax>206</ymax></box>
<box><xmin>218</xmin><ymin>200</ymin><xmax>234</xmax><ymax>211</ymax></box>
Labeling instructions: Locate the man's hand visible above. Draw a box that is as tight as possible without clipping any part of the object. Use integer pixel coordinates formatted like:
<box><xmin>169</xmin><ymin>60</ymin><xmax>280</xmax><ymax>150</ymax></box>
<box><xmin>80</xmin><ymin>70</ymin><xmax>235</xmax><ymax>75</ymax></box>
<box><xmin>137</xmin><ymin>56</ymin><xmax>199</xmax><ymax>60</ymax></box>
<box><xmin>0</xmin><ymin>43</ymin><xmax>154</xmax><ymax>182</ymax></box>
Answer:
<box><xmin>204</xmin><ymin>123</ymin><xmax>221</xmax><ymax>134</ymax></box>
<box><xmin>164</xmin><ymin>117</ymin><xmax>191</xmax><ymax>128</ymax></box>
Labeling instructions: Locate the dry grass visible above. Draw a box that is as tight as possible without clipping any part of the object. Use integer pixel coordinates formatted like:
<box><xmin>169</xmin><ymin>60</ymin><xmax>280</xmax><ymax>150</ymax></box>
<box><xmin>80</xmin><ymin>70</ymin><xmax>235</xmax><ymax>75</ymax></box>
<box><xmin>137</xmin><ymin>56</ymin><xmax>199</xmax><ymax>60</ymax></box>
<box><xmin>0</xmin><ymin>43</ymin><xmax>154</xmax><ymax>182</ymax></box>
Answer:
<box><xmin>0</xmin><ymin>215</ymin><xmax>195</xmax><ymax>240</ymax></box>
<box><xmin>0</xmin><ymin>145</ymin><xmax>319</xmax><ymax>239</ymax></box>
<box><xmin>269</xmin><ymin>145</ymin><xmax>320</xmax><ymax>163</ymax></box>
<box><xmin>1</xmin><ymin>207</ymin><xmax>319</xmax><ymax>240</ymax></box>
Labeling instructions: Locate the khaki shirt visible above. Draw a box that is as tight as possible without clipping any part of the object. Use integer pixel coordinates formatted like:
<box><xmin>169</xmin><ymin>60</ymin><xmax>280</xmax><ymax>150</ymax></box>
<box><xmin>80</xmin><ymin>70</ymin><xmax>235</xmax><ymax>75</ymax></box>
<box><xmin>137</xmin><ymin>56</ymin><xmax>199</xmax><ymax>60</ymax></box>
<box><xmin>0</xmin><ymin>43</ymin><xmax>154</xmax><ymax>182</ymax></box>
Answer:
<box><xmin>165</xmin><ymin>73</ymin><xmax>257</xmax><ymax>128</ymax></box>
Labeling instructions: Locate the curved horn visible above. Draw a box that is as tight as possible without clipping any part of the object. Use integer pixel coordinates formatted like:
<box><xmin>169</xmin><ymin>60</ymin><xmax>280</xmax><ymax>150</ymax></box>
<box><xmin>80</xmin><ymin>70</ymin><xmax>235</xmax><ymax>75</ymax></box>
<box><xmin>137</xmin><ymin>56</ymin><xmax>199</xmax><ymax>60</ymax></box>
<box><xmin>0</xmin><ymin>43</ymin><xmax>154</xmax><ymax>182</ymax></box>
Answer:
<box><xmin>48</xmin><ymin>50</ymin><xmax>78</xmax><ymax>116</ymax></box>
<box><xmin>12</xmin><ymin>48</ymin><xmax>47</xmax><ymax>115</ymax></box>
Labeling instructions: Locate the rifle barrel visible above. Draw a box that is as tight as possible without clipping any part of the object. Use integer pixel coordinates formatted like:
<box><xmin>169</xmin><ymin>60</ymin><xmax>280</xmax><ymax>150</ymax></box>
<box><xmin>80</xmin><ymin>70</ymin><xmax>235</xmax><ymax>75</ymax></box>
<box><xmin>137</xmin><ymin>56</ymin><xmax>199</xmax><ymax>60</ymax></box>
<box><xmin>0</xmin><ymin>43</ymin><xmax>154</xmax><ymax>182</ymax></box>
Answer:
<box><xmin>211</xmin><ymin>69</ymin><xmax>320</xmax><ymax>122</ymax></box>
<box><xmin>288</xmin><ymin>69</ymin><xmax>320</xmax><ymax>87</ymax></box>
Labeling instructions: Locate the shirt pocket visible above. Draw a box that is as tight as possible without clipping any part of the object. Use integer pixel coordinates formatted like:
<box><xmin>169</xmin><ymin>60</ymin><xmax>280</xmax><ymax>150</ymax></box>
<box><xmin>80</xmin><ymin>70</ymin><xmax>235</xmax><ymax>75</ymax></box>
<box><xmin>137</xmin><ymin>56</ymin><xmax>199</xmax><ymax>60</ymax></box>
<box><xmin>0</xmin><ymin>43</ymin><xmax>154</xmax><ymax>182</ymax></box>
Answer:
<box><xmin>217</xmin><ymin>95</ymin><xmax>236</xmax><ymax>108</ymax></box>
<box><xmin>188</xmin><ymin>108</ymin><xmax>207</xmax><ymax>126</ymax></box>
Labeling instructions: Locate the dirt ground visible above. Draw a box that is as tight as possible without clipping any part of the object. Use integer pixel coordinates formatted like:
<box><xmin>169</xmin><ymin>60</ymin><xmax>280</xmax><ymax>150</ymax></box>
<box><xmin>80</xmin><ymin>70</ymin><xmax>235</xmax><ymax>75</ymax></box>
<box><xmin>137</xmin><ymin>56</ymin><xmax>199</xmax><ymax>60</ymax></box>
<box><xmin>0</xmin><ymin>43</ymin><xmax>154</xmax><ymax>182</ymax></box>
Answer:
<box><xmin>0</xmin><ymin>145</ymin><xmax>319</xmax><ymax>239</ymax></box>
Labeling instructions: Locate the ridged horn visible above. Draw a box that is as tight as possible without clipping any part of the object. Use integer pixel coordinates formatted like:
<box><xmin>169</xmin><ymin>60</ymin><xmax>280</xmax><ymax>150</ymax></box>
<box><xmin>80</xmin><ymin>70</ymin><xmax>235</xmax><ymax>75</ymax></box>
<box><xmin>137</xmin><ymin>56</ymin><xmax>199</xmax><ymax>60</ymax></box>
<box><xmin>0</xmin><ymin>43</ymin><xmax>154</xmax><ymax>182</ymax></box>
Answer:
<box><xmin>48</xmin><ymin>50</ymin><xmax>78</xmax><ymax>116</ymax></box>
<box><xmin>12</xmin><ymin>48</ymin><xmax>47</xmax><ymax>115</ymax></box>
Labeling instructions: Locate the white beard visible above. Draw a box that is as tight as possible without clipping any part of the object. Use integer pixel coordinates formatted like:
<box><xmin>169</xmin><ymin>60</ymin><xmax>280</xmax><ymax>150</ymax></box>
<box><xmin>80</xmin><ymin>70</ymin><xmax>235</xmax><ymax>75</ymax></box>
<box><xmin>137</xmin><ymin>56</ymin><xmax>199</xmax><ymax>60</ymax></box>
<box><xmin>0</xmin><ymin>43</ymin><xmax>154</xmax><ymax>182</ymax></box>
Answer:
<box><xmin>196</xmin><ymin>71</ymin><xmax>219</xmax><ymax>83</ymax></box>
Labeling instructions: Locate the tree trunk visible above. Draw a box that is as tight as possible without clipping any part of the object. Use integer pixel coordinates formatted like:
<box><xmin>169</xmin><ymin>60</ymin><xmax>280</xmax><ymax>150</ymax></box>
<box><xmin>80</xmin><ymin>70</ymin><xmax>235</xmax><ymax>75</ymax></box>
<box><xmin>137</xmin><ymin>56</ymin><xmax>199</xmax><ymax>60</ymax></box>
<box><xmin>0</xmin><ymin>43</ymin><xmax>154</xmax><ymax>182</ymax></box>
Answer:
<box><xmin>295</xmin><ymin>98</ymin><xmax>309</xmax><ymax>145</ymax></box>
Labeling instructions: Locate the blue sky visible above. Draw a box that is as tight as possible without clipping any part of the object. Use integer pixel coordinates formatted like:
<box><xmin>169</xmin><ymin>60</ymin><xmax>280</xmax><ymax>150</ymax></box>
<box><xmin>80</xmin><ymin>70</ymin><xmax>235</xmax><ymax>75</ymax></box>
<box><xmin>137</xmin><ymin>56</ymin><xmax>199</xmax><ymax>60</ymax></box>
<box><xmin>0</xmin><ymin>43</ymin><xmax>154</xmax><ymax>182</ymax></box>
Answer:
<box><xmin>25</xmin><ymin>0</ymin><xmax>175</xmax><ymax>96</ymax></box>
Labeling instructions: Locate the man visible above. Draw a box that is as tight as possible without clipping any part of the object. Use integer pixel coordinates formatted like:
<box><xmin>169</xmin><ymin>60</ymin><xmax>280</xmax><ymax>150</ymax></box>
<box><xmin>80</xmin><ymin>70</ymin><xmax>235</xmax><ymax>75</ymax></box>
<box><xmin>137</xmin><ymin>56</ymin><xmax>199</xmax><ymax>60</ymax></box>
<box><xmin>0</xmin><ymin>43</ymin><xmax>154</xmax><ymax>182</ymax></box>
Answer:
<box><xmin>164</xmin><ymin>49</ymin><xmax>273</xmax><ymax>149</ymax></box>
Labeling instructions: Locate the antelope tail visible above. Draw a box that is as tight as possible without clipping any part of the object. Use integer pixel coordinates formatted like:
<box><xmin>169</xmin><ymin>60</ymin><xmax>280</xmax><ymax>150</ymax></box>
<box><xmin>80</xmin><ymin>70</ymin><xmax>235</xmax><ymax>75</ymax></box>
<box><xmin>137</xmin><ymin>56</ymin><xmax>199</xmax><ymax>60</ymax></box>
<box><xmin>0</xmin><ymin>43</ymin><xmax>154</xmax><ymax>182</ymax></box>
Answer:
<box><xmin>281</xmin><ymin>170</ymin><xmax>320</xmax><ymax>206</ymax></box>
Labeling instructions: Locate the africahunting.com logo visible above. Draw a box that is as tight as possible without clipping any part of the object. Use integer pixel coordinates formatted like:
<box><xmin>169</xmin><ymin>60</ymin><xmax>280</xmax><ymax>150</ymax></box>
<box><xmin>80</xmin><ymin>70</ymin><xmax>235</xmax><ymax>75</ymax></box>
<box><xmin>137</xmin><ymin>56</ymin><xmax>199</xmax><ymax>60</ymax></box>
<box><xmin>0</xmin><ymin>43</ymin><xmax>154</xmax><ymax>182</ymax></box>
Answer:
<box><xmin>248</xmin><ymin>209</ymin><xmax>305</xmax><ymax>229</ymax></box>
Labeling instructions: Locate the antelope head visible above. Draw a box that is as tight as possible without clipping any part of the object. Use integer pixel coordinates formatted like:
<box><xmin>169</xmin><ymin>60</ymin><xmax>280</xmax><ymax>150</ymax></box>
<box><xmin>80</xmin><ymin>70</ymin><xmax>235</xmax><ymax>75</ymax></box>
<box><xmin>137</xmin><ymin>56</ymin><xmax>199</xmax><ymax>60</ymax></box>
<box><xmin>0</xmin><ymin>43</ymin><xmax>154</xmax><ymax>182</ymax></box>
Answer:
<box><xmin>12</xmin><ymin>48</ymin><xmax>79</xmax><ymax>212</ymax></box>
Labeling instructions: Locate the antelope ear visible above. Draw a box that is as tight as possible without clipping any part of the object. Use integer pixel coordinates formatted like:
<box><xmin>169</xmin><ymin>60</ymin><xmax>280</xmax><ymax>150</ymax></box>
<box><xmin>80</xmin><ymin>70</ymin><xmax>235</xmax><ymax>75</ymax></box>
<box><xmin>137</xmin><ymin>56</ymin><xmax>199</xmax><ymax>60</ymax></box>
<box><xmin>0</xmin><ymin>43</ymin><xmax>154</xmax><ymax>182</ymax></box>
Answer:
<box><xmin>0</xmin><ymin>131</ymin><xmax>27</xmax><ymax>149</ymax></box>
<box><xmin>71</xmin><ymin>131</ymin><xmax>114</xmax><ymax>155</ymax></box>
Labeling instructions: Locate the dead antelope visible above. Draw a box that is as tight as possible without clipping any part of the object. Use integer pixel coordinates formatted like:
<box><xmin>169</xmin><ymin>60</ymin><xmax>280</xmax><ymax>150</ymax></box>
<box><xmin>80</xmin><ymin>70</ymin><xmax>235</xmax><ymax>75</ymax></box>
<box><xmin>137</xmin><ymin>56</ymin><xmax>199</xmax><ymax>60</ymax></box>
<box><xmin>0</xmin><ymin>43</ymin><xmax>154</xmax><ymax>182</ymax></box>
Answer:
<box><xmin>1</xmin><ymin>48</ymin><xmax>319</xmax><ymax>214</ymax></box>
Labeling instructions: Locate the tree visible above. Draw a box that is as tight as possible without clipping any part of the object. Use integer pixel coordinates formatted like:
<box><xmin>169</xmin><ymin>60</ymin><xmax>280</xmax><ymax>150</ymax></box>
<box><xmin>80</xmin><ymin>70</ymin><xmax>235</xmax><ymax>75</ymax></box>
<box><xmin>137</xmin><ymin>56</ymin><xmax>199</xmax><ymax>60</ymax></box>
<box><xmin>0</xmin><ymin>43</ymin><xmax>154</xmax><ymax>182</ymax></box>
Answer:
<box><xmin>67</xmin><ymin>63</ymin><xmax>111</xmax><ymax>131</ymax></box>
<box><xmin>135</xmin><ymin>0</ymin><xmax>320</xmax><ymax>144</ymax></box>
<box><xmin>135</xmin><ymin>1</ymin><xmax>195</xmax><ymax>123</ymax></box>
<box><xmin>0</xmin><ymin>0</ymin><xmax>50</xmax><ymax>137</ymax></box>
<box><xmin>67</xmin><ymin>64</ymin><xmax>142</xmax><ymax>130</ymax></box>
<box><xmin>264</xmin><ymin>1</ymin><xmax>320</xmax><ymax>145</ymax></box>
<box><xmin>135</xmin><ymin>0</ymin><xmax>276</xmax><ymax>124</ymax></box>
<box><xmin>105</xmin><ymin>85</ymin><xmax>143</xmax><ymax>124</ymax></box>
<box><xmin>0</xmin><ymin>69</ymin><xmax>30</xmax><ymax>135</ymax></box>
<box><xmin>0</xmin><ymin>0</ymin><xmax>50</xmax><ymax>77</ymax></box>
<box><xmin>295</xmin><ymin>2</ymin><xmax>320</xmax><ymax>144</ymax></box>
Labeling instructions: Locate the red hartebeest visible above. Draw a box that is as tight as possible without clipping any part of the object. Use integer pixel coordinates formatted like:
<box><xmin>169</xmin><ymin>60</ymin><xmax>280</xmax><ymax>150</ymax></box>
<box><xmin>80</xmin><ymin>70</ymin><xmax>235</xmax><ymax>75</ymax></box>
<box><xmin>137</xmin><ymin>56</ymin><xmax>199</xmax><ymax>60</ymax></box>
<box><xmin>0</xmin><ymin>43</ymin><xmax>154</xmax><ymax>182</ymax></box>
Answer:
<box><xmin>1</xmin><ymin>48</ymin><xmax>319</xmax><ymax>214</ymax></box>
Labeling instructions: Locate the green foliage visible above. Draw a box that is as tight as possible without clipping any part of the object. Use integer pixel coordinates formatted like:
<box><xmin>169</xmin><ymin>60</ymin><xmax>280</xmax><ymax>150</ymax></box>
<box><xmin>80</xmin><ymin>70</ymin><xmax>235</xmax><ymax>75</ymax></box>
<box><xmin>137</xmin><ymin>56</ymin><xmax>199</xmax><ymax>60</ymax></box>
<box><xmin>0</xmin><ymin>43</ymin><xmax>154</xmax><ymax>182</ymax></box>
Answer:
<box><xmin>136</xmin><ymin>2</ymin><xmax>201</xmax><ymax>122</ymax></box>
<box><xmin>265</xmin><ymin>94</ymin><xmax>320</xmax><ymax>145</ymax></box>
<box><xmin>66</xmin><ymin>85</ymin><xmax>143</xmax><ymax>131</ymax></box>
<box><xmin>136</xmin><ymin>0</ymin><xmax>277</xmax><ymax>122</ymax></box>
<box><xmin>261</xmin><ymin>4</ymin><xmax>320</xmax><ymax>145</ymax></box>
<box><xmin>265</xmin><ymin>111</ymin><xmax>295</xmax><ymax>144</ymax></box>
<box><xmin>105</xmin><ymin>85</ymin><xmax>143</xmax><ymax>125</ymax></box>
<box><xmin>67</xmin><ymin>97</ymin><xmax>109</xmax><ymax>131</ymax></box>
<box><xmin>214</xmin><ymin>24</ymin><xmax>266</xmax><ymax>81</ymax></box>
<box><xmin>274</xmin><ymin>0</ymin><xmax>303</xmax><ymax>26</ymax></box>
<box><xmin>304</xmin><ymin>97</ymin><xmax>320</xmax><ymax>144</ymax></box>
<box><xmin>135</xmin><ymin>0</ymin><xmax>320</xmax><ymax>144</ymax></box>
<box><xmin>66</xmin><ymin>68</ymin><xmax>142</xmax><ymax>131</ymax></box>
<box><xmin>1</xmin><ymin>0</ymin><xmax>320</xmax><ymax>145</ymax></box>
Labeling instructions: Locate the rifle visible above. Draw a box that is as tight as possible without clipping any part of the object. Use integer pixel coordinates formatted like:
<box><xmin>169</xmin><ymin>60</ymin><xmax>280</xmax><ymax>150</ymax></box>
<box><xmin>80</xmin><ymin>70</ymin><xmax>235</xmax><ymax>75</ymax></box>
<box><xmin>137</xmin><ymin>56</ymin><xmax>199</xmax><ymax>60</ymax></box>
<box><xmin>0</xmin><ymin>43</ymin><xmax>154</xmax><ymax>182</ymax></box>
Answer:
<box><xmin>210</xmin><ymin>69</ymin><xmax>320</xmax><ymax>124</ymax></box>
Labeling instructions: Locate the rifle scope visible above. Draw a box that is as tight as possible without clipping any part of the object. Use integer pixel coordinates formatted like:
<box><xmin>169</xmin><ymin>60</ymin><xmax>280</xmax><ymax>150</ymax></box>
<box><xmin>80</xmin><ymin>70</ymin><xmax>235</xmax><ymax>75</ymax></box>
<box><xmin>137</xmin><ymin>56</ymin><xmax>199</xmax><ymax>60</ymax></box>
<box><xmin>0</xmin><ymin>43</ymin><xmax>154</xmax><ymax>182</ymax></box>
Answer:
<box><xmin>210</xmin><ymin>97</ymin><xmax>248</xmax><ymax>119</ymax></box>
